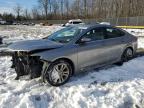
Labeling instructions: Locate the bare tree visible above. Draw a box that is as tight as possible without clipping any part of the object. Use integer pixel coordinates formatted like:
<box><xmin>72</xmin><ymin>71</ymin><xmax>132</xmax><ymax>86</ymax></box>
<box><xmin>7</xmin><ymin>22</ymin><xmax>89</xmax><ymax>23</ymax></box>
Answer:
<box><xmin>64</xmin><ymin>0</ymin><xmax>70</xmax><ymax>19</ymax></box>
<box><xmin>24</xmin><ymin>9</ymin><xmax>30</xmax><ymax>20</ymax></box>
<box><xmin>49</xmin><ymin>0</ymin><xmax>52</xmax><ymax>13</ymax></box>
<box><xmin>13</xmin><ymin>4</ymin><xmax>23</xmax><ymax>20</ymax></box>
<box><xmin>60</xmin><ymin>0</ymin><xmax>64</xmax><ymax>19</ymax></box>
<box><xmin>9</xmin><ymin>0</ymin><xmax>144</xmax><ymax>21</ymax></box>
<box><xmin>31</xmin><ymin>6</ymin><xmax>40</xmax><ymax>20</ymax></box>
<box><xmin>52</xmin><ymin>0</ymin><xmax>59</xmax><ymax>17</ymax></box>
<box><xmin>38</xmin><ymin>0</ymin><xmax>49</xmax><ymax>19</ymax></box>
<box><xmin>83</xmin><ymin>0</ymin><xmax>87</xmax><ymax>17</ymax></box>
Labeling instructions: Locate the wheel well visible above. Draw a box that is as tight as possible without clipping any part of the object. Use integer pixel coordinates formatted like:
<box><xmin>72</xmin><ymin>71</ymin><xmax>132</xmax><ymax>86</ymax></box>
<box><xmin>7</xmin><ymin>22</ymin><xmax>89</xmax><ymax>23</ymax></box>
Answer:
<box><xmin>125</xmin><ymin>47</ymin><xmax>133</xmax><ymax>52</ymax></box>
<box><xmin>53</xmin><ymin>58</ymin><xmax>75</xmax><ymax>76</ymax></box>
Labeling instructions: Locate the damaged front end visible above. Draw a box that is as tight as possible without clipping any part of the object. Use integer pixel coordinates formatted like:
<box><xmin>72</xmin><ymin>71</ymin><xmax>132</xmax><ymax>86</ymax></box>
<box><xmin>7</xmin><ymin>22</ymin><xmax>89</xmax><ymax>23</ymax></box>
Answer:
<box><xmin>11</xmin><ymin>51</ymin><xmax>43</xmax><ymax>80</ymax></box>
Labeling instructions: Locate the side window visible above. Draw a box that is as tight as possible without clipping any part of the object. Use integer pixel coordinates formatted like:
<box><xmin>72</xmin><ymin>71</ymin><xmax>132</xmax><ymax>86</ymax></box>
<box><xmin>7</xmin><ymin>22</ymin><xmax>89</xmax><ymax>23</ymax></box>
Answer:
<box><xmin>82</xmin><ymin>28</ymin><xmax>105</xmax><ymax>41</ymax></box>
<box><xmin>105</xmin><ymin>27</ymin><xmax>125</xmax><ymax>39</ymax></box>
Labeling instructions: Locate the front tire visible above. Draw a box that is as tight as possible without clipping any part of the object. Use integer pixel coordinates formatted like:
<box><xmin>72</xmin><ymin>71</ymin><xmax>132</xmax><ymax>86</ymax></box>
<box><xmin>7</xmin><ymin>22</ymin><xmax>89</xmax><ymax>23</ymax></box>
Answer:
<box><xmin>45</xmin><ymin>60</ymin><xmax>72</xmax><ymax>86</ymax></box>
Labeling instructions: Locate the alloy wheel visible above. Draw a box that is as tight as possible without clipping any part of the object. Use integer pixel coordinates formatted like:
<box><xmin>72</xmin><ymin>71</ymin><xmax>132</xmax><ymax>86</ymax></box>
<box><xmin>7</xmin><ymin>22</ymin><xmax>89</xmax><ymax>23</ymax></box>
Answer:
<box><xmin>50</xmin><ymin>63</ymin><xmax>70</xmax><ymax>84</ymax></box>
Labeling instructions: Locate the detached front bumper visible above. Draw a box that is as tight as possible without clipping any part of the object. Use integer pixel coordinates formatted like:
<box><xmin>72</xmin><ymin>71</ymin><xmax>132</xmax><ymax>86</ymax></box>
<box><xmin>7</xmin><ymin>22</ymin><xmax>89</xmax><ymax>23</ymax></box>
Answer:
<box><xmin>40</xmin><ymin>60</ymin><xmax>52</xmax><ymax>82</ymax></box>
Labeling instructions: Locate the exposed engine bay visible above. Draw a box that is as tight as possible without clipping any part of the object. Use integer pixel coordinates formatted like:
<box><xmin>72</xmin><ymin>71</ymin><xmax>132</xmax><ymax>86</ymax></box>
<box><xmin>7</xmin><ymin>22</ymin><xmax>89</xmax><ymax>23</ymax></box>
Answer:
<box><xmin>11</xmin><ymin>51</ymin><xmax>43</xmax><ymax>80</ymax></box>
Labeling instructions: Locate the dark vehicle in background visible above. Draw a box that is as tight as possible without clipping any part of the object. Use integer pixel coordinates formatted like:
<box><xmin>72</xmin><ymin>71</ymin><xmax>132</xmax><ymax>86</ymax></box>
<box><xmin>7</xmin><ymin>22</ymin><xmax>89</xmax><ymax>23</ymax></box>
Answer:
<box><xmin>6</xmin><ymin>20</ymin><xmax>14</xmax><ymax>25</ymax></box>
<box><xmin>0</xmin><ymin>20</ymin><xmax>14</xmax><ymax>25</ymax></box>
<box><xmin>8</xmin><ymin>24</ymin><xmax>137</xmax><ymax>86</ymax></box>
<box><xmin>0</xmin><ymin>37</ymin><xmax>2</xmax><ymax>44</ymax></box>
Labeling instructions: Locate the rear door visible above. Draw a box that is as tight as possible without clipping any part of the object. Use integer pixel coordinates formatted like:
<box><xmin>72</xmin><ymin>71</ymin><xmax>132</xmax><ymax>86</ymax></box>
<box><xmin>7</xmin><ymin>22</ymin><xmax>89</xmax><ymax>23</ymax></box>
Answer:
<box><xmin>103</xmin><ymin>27</ymin><xmax>126</xmax><ymax>62</ymax></box>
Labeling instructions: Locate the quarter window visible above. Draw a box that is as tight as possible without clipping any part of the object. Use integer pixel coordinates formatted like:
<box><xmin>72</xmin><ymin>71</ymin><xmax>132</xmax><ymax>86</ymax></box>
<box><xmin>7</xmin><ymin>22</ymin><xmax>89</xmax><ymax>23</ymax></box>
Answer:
<box><xmin>105</xmin><ymin>28</ymin><xmax>125</xmax><ymax>39</ymax></box>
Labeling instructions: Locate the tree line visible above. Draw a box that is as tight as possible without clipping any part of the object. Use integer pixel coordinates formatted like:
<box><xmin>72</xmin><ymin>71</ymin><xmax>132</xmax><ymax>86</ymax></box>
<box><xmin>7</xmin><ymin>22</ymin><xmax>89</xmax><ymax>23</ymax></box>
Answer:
<box><xmin>1</xmin><ymin>0</ymin><xmax>144</xmax><ymax>21</ymax></box>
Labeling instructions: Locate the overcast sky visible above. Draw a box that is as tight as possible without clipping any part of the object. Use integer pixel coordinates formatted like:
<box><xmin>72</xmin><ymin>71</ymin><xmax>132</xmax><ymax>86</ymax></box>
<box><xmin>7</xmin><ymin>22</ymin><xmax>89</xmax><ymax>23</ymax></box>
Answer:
<box><xmin>0</xmin><ymin>0</ymin><xmax>37</xmax><ymax>14</ymax></box>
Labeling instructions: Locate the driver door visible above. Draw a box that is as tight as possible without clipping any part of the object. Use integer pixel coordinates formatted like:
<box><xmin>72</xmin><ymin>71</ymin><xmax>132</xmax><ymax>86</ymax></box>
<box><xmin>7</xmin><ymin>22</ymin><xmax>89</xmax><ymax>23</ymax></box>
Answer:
<box><xmin>77</xmin><ymin>27</ymin><xmax>106</xmax><ymax>70</ymax></box>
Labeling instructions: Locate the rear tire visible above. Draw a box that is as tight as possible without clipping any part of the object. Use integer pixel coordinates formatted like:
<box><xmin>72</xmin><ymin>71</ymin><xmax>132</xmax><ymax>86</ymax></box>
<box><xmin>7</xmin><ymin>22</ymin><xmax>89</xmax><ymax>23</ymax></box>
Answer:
<box><xmin>116</xmin><ymin>48</ymin><xmax>134</xmax><ymax>66</ymax></box>
<box><xmin>122</xmin><ymin>48</ymin><xmax>134</xmax><ymax>62</ymax></box>
<box><xmin>45</xmin><ymin>60</ymin><xmax>72</xmax><ymax>86</ymax></box>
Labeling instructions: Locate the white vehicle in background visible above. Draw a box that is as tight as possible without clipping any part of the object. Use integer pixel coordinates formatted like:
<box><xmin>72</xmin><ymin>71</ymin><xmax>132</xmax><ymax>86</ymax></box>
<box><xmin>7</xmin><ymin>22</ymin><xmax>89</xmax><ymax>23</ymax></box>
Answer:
<box><xmin>63</xmin><ymin>19</ymin><xmax>84</xmax><ymax>26</ymax></box>
<box><xmin>100</xmin><ymin>22</ymin><xmax>111</xmax><ymax>25</ymax></box>
<box><xmin>0</xmin><ymin>20</ymin><xmax>7</xmax><ymax>25</ymax></box>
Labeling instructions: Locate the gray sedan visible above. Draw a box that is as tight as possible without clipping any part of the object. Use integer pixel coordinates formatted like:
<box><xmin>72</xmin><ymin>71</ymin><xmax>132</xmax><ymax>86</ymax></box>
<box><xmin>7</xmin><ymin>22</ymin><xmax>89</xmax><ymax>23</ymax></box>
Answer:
<box><xmin>8</xmin><ymin>24</ymin><xmax>137</xmax><ymax>86</ymax></box>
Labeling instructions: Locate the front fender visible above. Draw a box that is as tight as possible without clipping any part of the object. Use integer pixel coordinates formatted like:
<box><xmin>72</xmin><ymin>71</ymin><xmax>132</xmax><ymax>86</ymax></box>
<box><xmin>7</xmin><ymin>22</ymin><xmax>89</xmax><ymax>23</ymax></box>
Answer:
<box><xmin>31</xmin><ymin>45</ymin><xmax>78</xmax><ymax>66</ymax></box>
<box><xmin>31</xmin><ymin>45</ymin><xmax>78</xmax><ymax>73</ymax></box>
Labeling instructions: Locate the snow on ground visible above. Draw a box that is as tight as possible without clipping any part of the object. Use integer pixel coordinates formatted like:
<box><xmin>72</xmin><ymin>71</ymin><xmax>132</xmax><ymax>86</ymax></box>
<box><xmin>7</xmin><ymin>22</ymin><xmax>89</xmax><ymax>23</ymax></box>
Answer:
<box><xmin>0</xmin><ymin>25</ymin><xmax>62</xmax><ymax>44</ymax></box>
<box><xmin>0</xmin><ymin>25</ymin><xmax>144</xmax><ymax>108</ymax></box>
<box><xmin>138</xmin><ymin>37</ymin><xmax>144</xmax><ymax>48</ymax></box>
<box><xmin>125</xmin><ymin>29</ymin><xmax>144</xmax><ymax>37</ymax></box>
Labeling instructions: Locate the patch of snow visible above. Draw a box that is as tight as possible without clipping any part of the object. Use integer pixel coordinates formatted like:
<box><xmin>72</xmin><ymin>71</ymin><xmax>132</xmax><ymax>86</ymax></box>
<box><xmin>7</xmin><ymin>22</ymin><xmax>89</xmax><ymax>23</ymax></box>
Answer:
<box><xmin>125</xmin><ymin>29</ymin><xmax>144</xmax><ymax>37</ymax></box>
<box><xmin>138</xmin><ymin>37</ymin><xmax>144</xmax><ymax>48</ymax></box>
<box><xmin>0</xmin><ymin>56</ymin><xmax>144</xmax><ymax>108</ymax></box>
<box><xmin>0</xmin><ymin>25</ymin><xmax>62</xmax><ymax>45</ymax></box>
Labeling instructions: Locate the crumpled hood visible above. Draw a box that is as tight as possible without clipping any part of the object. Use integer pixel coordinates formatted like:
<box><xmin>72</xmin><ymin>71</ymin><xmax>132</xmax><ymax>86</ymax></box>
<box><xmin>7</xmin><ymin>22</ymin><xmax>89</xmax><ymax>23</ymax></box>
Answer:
<box><xmin>8</xmin><ymin>39</ymin><xmax>63</xmax><ymax>52</ymax></box>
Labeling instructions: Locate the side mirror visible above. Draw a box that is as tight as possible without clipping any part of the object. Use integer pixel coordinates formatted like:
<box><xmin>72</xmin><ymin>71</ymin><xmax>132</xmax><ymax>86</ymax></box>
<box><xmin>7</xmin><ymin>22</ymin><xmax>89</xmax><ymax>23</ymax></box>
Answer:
<box><xmin>79</xmin><ymin>37</ymin><xmax>91</xmax><ymax>44</ymax></box>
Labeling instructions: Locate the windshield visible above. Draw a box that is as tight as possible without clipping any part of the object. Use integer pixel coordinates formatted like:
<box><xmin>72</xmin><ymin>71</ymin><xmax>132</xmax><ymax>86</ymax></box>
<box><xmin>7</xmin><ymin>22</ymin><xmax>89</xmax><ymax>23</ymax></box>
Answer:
<box><xmin>48</xmin><ymin>27</ymin><xmax>83</xmax><ymax>43</ymax></box>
